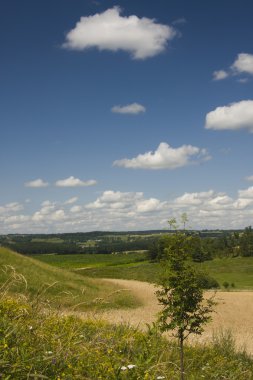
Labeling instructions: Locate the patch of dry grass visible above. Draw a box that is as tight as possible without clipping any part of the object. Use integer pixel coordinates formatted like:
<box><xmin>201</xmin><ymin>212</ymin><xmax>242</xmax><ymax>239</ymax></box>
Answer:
<box><xmin>96</xmin><ymin>279</ymin><xmax>253</xmax><ymax>355</ymax></box>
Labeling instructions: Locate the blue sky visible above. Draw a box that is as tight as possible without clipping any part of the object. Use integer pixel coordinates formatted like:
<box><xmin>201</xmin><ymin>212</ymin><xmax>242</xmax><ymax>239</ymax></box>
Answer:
<box><xmin>1</xmin><ymin>0</ymin><xmax>253</xmax><ymax>233</ymax></box>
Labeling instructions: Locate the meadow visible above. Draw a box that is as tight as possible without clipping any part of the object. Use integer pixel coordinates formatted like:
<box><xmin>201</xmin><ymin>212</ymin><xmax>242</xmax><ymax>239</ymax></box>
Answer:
<box><xmin>1</xmin><ymin>245</ymin><xmax>253</xmax><ymax>378</ymax></box>
<box><xmin>32</xmin><ymin>252</ymin><xmax>253</xmax><ymax>289</ymax></box>
<box><xmin>1</xmin><ymin>247</ymin><xmax>253</xmax><ymax>379</ymax></box>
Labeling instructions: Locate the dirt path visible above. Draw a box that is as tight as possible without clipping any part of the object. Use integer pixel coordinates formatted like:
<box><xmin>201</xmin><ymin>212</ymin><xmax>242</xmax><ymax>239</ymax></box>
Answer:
<box><xmin>97</xmin><ymin>279</ymin><xmax>253</xmax><ymax>355</ymax></box>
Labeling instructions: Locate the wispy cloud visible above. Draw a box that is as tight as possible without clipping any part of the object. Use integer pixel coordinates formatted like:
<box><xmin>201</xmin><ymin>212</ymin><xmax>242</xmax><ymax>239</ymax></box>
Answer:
<box><xmin>113</xmin><ymin>142</ymin><xmax>210</xmax><ymax>170</ymax></box>
<box><xmin>63</xmin><ymin>6</ymin><xmax>176</xmax><ymax>59</ymax></box>
<box><xmin>25</xmin><ymin>179</ymin><xmax>49</xmax><ymax>188</ymax></box>
<box><xmin>111</xmin><ymin>102</ymin><xmax>146</xmax><ymax>114</ymax></box>
<box><xmin>213</xmin><ymin>70</ymin><xmax>229</xmax><ymax>81</ymax></box>
<box><xmin>64</xmin><ymin>197</ymin><xmax>79</xmax><ymax>204</ymax></box>
<box><xmin>55</xmin><ymin>176</ymin><xmax>97</xmax><ymax>187</ymax></box>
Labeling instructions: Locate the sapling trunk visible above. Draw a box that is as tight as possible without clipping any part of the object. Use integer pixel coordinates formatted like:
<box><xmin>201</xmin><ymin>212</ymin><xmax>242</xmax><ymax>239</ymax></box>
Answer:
<box><xmin>179</xmin><ymin>333</ymin><xmax>185</xmax><ymax>380</ymax></box>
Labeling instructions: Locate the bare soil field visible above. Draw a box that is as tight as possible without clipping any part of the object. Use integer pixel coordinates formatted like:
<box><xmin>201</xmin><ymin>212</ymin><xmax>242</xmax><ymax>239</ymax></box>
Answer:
<box><xmin>97</xmin><ymin>279</ymin><xmax>253</xmax><ymax>355</ymax></box>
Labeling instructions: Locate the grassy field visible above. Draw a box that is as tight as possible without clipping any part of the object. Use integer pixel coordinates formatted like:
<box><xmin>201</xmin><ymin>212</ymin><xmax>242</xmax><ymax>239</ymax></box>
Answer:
<box><xmin>31</xmin><ymin>251</ymin><xmax>147</xmax><ymax>269</ymax></box>
<box><xmin>1</xmin><ymin>293</ymin><xmax>253</xmax><ymax>379</ymax></box>
<box><xmin>0</xmin><ymin>248</ymin><xmax>141</xmax><ymax>311</ymax></box>
<box><xmin>31</xmin><ymin>253</ymin><xmax>253</xmax><ymax>289</ymax></box>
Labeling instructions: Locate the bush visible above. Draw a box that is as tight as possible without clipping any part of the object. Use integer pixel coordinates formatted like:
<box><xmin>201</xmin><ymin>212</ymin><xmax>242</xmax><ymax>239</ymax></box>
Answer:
<box><xmin>197</xmin><ymin>272</ymin><xmax>220</xmax><ymax>289</ymax></box>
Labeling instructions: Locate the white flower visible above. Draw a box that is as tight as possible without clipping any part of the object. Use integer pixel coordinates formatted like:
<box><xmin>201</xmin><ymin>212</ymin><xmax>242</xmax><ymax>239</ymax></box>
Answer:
<box><xmin>28</xmin><ymin>326</ymin><xmax>33</xmax><ymax>330</ymax></box>
<box><xmin>157</xmin><ymin>377</ymin><xmax>165</xmax><ymax>379</ymax></box>
<box><xmin>45</xmin><ymin>351</ymin><xmax>53</xmax><ymax>355</ymax></box>
<box><xmin>120</xmin><ymin>366</ymin><xmax>127</xmax><ymax>371</ymax></box>
<box><xmin>127</xmin><ymin>364</ymin><xmax>136</xmax><ymax>369</ymax></box>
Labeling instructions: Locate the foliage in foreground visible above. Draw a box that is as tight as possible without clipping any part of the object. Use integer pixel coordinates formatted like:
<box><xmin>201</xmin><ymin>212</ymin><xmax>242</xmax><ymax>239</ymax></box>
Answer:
<box><xmin>156</xmin><ymin>228</ymin><xmax>216</xmax><ymax>380</ymax></box>
<box><xmin>0</xmin><ymin>294</ymin><xmax>253</xmax><ymax>380</ymax></box>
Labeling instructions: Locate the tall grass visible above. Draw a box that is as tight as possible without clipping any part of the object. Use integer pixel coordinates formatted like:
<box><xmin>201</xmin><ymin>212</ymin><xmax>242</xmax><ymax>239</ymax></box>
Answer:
<box><xmin>0</xmin><ymin>262</ymin><xmax>252</xmax><ymax>379</ymax></box>
<box><xmin>0</xmin><ymin>248</ymin><xmax>141</xmax><ymax>310</ymax></box>
<box><xmin>0</xmin><ymin>290</ymin><xmax>253</xmax><ymax>379</ymax></box>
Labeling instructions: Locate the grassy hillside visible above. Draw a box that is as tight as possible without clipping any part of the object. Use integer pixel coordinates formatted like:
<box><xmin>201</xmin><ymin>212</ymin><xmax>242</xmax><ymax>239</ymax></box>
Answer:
<box><xmin>32</xmin><ymin>253</ymin><xmax>253</xmax><ymax>289</ymax></box>
<box><xmin>0</xmin><ymin>248</ymin><xmax>140</xmax><ymax>310</ymax></box>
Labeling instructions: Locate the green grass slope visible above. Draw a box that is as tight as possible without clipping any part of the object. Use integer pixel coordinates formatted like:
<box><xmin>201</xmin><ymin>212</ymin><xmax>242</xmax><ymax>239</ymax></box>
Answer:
<box><xmin>32</xmin><ymin>253</ymin><xmax>253</xmax><ymax>289</ymax></box>
<box><xmin>0</xmin><ymin>248</ymin><xmax>140</xmax><ymax>310</ymax></box>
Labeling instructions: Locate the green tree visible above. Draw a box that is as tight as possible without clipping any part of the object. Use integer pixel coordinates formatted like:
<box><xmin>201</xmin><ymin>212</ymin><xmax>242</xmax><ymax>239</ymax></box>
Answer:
<box><xmin>156</xmin><ymin>226</ymin><xmax>215</xmax><ymax>380</ymax></box>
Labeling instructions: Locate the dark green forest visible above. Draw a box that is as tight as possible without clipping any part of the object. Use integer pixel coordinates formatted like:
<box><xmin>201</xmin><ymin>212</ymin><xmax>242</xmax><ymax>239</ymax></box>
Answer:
<box><xmin>1</xmin><ymin>228</ymin><xmax>253</xmax><ymax>260</ymax></box>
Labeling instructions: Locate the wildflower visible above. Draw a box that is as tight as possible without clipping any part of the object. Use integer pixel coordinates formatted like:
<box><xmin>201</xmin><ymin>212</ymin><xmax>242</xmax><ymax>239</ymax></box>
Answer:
<box><xmin>157</xmin><ymin>377</ymin><xmax>165</xmax><ymax>379</ymax></box>
<box><xmin>45</xmin><ymin>351</ymin><xmax>53</xmax><ymax>355</ymax></box>
<box><xmin>120</xmin><ymin>366</ymin><xmax>127</xmax><ymax>371</ymax></box>
<box><xmin>28</xmin><ymin>326</ymin><xmax>33</xmax><ymax>330</ymax></box>
<box><xmin>127</xmin><ymin>364</ymin><xmax>136</xmax><ymax>369</ymax></box>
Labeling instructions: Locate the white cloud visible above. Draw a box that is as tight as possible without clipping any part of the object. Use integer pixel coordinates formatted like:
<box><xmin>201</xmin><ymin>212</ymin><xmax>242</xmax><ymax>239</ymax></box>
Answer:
<box><xmin>4</xmin><ymin>186</ymin><xmax>253</xmax><ymax>232</ymax></box>
<box><xmin>0</xmin><ymin>202</ymin><xmax>24</xmax><ymax>215</ymax></box>
<box><xmin>25</xmin><ymin>179</ymin><xmax>49</xmax><ymax>188</ymax></box>
<box><xmin>4</xmin><ymin>214</ymin><xmax>30</xmax><ymax>225</ymax></box>
<box><xmin>213</xmin><ymin>70</ymin><xmax>229</xmax><ymax>81</ymax></box>
<box><xmin>231</xmin><ymin>53</ymin><xmax>253</xmax><ymax>75</ymax></box>
<box><xmin>65</xmin><ymin>197</ymin><xmax>78</xmax><ymax>205</ymax></box>
<box><xmin>113</xmin><ymin>142</ymin><xmax>210</xmax><ymax>170</ymax></box>
<box><xmin>245</xmin><ymin>175</ymin><xmax>253</xmax><ymax>182</ymax></box>
<box><xmin>63</xmin><ymin>6</ymin><xmax>176</xmax><ymax>59</ymax></box>
<box><xmin>136</xmin><ymin>198</ymin><xmax>163</xmax><ymax>213</ymax></box>
<box><xmin>111</xmin><ymin>102</ymin><xmax>146</xmax><ymax>114</ymax></box>
<box><xmin>205</xmin><ymin>100</ymin><xmax>253</xmax><ymax>132</ymax></box>
<box><xmin>55</xmin><ymin>176</ymin><xmax>97</xmax><ymax>187</ymax></box>
<box><xmin>174</xmin><ymin>191</ymin><xmax>215</xmax><ymax>206</ymax></box>
<box><xmin>238</xmin><ymin>186</ymin><xmax>253</xmax><ymax>199</ymax></box>
<box><xmin>70</xmin><ymin>205</ymin><xmax>82</xmax><ymax>213</ymax></box>
<box><xmin>214</xmin><ymin>53</ymin><xmax>253</xmax><ymax>81</ymax></box>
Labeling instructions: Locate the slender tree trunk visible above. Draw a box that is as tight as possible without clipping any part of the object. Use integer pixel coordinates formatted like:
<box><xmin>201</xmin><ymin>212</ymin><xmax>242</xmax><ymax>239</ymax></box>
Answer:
<box><xmin>179</xmin><ymin>334</ymin><xmax>185</xmax><ymax>380</ymax></box>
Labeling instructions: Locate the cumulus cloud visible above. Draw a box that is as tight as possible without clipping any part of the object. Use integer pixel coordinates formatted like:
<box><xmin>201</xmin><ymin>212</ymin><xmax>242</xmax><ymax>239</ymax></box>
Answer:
<box><xmin>205</xmin><ymin>100</ymin><xmax>253</xmax><ymax>132</ymax></box>
<box><xmin>174</xmin><ymin>191</ymin><xmax>215</xmax><ymax>206</ymax></box>
<box><xmin>55</xmin><ymin>176</ymin><xmax>97</xmax><ymax>187</ymax></box>
<box><xmin>213</xmin><ymin>53</ymin><xmax>253</xmax><ymax>81</ymax></box>
<box><xmin>238</xmin><ymin>186</ymin><xmax>253</xmax><ymax>199</ymax></box>
<box><xmin>231</xmin><ymin>53</ymin><xmax>253</xmax><ymax>75</ymax></box>
<box><xmin>111</xmin><ymin>102</ymin><xmax>146</xmax><ymax>114</ymax></box>
<box><xmin>213</xmin><ymin>70</ymin><xmax>229</xmax><ymax>81</ymax></box>
<box><xmin>0</xmin><ymin>202</ymin><xmax>24</xmax><ymax>215</ymax></box>
<box><xmin>3</xmin><ymin>185</ymin><xmax>253</xmax><ymax>232</ymax></box>
<box><xmin>25</xmin><ymin>179</ymin><xmax>49</xmax><ymax>188</ymax></box>
<box><xmin>113</xmin><ymin>142</ymin><xmax>210</xmax><ymax>170</ymax></box>
<box><xmin>63</xmin><ymin>6</ymin><xmax>176</xmax><ymax>59</ymax></box>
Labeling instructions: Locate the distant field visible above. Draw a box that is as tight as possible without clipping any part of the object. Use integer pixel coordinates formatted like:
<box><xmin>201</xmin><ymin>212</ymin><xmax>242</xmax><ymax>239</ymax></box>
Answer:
<box><xmin>30</xmin><ymin>252</ymin><xmax>147</xmax><ymax>268</ymax></box>
<box><xmin>32</xmin><ymin>253</ymin><xmax>253</xmax><ymax>289</ymax></box>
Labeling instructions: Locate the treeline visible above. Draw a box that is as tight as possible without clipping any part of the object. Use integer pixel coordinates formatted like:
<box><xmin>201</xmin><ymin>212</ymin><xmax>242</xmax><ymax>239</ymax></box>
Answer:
<box><xmin>0</xmin><ymin>236</ymin><xmax>158</xmax><ymax>255</ymax></box>
<box><xmin>1</xmin><ymin>228</ymin><xmax>253</xmax><ymax>257</ymax></box>
<box><xmin>0</xmin><ymin>230</ymin><xmax>166</xmax><ymax>244</ymax></box>
<box><xmin>148</xmin><ymin>226</ymin><xmax>253</xmax><ymax>262</ymax></box>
